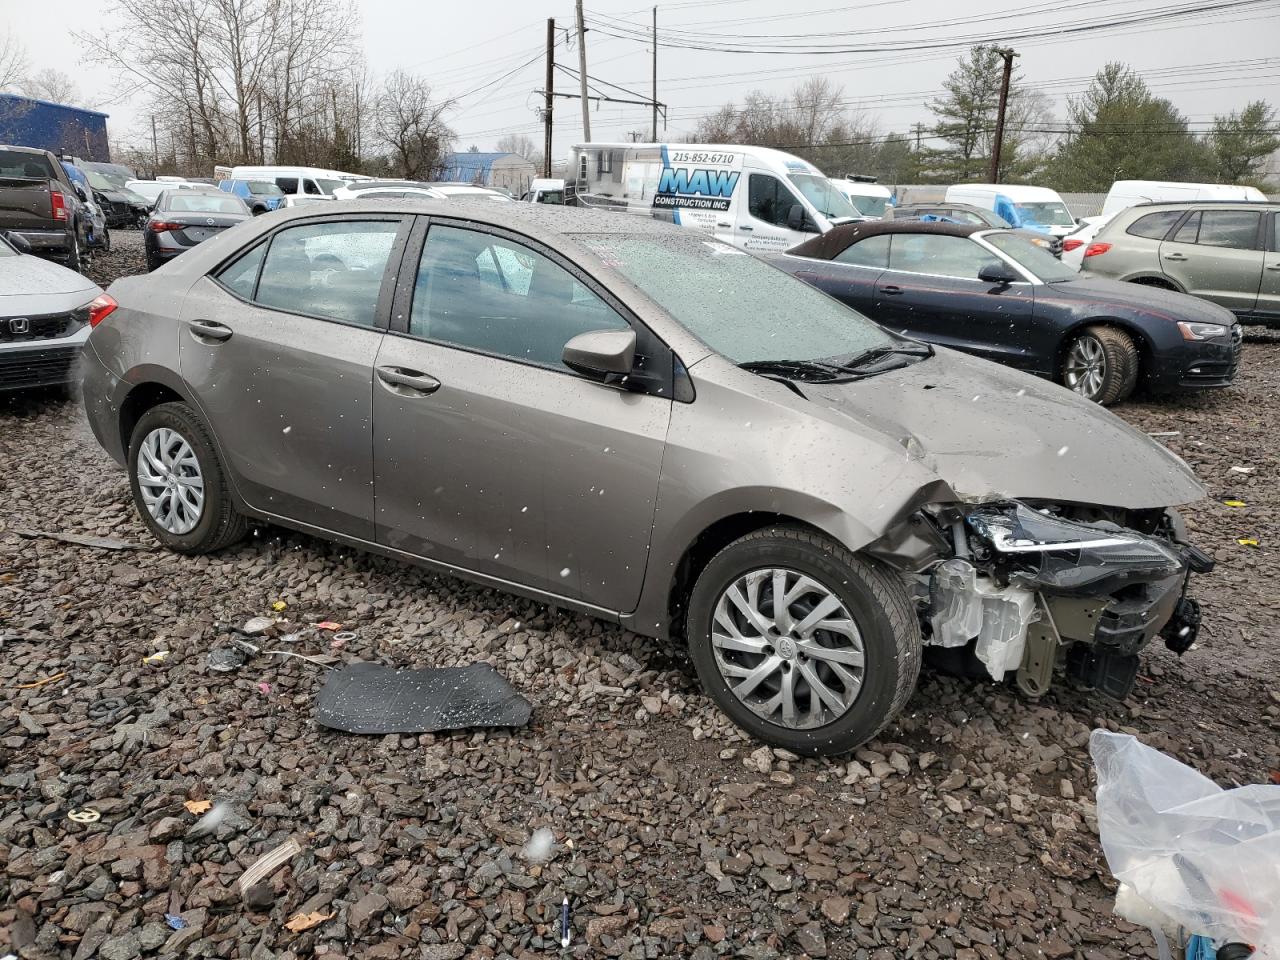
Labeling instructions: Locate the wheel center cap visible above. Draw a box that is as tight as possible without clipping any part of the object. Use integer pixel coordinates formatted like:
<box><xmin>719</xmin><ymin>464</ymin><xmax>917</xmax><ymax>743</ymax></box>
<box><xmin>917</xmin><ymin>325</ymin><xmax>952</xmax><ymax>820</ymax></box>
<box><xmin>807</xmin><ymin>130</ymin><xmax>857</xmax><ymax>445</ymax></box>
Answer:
<box><xmin>776</xmin><ymin>637</ymin><xmax>797</xmax><ymax>660</ymax></box>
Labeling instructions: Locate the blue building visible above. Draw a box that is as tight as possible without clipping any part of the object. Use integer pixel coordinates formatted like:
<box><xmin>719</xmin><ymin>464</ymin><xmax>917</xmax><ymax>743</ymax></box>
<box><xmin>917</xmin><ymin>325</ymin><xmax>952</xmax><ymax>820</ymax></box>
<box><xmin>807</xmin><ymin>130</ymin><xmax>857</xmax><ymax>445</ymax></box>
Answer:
<box><xmin>438</xmin><ymin>151</ymin><xmax>536</xmax><ymax>196</ymax></box>
<box><xmin>0</xmin><ymin>93</ymin><xmax>111</xmax><ymax>161</ymax></box>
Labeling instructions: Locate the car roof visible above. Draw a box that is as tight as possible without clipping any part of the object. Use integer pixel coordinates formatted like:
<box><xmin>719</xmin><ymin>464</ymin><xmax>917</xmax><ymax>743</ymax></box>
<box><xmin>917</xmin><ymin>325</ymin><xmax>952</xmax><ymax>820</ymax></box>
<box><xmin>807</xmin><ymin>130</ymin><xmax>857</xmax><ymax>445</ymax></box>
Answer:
<box><xmin>1124</xmin><ymin>199</ymin><xmax>1279</xmax><ymax>210</ymax></box>
<box><xmin>788</xmin><ymin>218</ymin><xmax>982</xmax><ymax>260</ymax></box>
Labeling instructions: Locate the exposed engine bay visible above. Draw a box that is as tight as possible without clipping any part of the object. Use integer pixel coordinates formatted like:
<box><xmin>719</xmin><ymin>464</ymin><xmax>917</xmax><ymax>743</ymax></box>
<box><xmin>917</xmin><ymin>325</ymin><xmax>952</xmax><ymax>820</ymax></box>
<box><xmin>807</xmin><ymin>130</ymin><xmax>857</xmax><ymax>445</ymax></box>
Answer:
<box><xmin>869</xmin><ymin>500</ymin><xmax>1214</xmax><ymax>700</ymax></box>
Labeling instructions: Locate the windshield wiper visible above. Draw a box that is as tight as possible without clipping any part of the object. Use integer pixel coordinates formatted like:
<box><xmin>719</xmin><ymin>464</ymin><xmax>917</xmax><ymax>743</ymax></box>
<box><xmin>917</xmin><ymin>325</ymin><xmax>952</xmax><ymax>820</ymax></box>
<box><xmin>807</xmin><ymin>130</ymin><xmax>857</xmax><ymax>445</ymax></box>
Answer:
<box><xmin>738</xmin><ymin>359</ymin><xmax>864</xmax><ymax>382</ymax></box>
<box><xmin>839</xmin><ymin>343</ymin><xmax>934</xmax><ymax>370</ymax></box>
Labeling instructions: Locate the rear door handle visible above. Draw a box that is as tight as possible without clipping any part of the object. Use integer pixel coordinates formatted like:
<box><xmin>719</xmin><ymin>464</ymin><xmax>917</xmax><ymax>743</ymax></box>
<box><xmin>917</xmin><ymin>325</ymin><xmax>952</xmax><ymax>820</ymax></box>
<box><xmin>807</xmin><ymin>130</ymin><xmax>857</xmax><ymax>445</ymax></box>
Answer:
<box><xmin>186</xmin><ymin>319</ymin><xmax>233</xmax><ymax>342</ymax></box>
<box><xmin>1267</xmin><ymin>262</ymin><xmax>1280</xmax><ymax>271</ymax></box>
<box><xmin>881</xmin><ymin>285</ymin><xmax>904</xmax><ymax>296</ymax></box>
<box><xmin>376</xmin><ymin>365</ymin><xmax>440</xmax><ymax>395</ymax></box>
<box><xmin>1163</xmin><ymin>253</ymin><xmax>1188</xmax><ymax>261</ymax></box>
<box><xmin>738</xmin><ymin>225</ymin><xmax>754</xmax><ymax>232</ymax></box>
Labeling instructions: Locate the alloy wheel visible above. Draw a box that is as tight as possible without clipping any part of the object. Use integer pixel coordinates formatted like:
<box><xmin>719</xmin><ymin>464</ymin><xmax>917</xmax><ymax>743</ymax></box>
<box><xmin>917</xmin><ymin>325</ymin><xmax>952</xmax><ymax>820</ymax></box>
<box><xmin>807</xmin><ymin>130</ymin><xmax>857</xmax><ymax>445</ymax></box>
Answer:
<box><xmin>136</xmin><ymin>427</ymin><xmax>205</xmax><ymax>534</ymax></box>
<box><xmin>710</xmin><ymin>568</ymin><xmax>866</xmax><ymax>729</ymax></box>
<box><xmin>1064</xmin><ymin>335</ymin><xmax>1106</xmax><ymax>400</ymax></box>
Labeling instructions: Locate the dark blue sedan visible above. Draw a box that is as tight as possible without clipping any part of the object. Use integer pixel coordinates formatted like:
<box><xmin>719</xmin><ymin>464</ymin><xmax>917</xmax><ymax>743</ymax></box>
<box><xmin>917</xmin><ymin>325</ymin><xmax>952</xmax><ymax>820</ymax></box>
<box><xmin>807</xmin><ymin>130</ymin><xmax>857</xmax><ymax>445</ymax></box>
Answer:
<box><xmin>773</xmin><ymin>220</ymin><xmax>1242</xmax><ymax>405</ymax></box>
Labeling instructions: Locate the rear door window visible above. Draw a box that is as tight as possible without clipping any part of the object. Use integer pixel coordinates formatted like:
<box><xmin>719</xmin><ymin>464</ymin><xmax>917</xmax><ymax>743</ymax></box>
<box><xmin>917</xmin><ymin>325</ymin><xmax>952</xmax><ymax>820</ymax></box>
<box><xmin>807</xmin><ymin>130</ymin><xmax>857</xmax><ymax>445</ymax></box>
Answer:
<box><xmin>834</xmin><ymin>235</ymin><xmax>891</xmax><ymax>267</ymax></box>
<box><xmin>1170</xmin><ymin>212</ymin><xmax>1200</xmax><ymax>244</ymax></box>
<box><xmin>253</xmin><ymin>220</ymin><xmax>402</xmax><ymax>327</ymax></box>
<box><xmin>1127</xmin><ymin>210</ymin><xmax>1183</xmax><ymax>240</ymax></box>
<box><xmin>215</xmin><ymin>242</ymin><xmax>267</xmax><ymax>299</ymax></box>
<box><xmin>1196</xmin><ymin>210</ymin><xmax>1261</xmax><ymax>250</ymax></box>
<box><xmin>275</xmin><ymin>177</ymin><xmax>299</xmax><ymax>194</ymax></box>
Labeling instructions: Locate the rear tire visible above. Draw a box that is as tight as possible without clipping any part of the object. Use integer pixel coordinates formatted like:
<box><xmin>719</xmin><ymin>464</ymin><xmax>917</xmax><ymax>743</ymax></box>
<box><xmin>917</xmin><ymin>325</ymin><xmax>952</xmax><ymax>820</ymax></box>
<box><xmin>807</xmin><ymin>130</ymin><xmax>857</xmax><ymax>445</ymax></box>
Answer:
<box><xmin>127</xmin><ymin>402</ymin><xmax>248</xmax><ymax>554</ymax></box>
<box><xmin>685</xmin><ymin>525</ymin><xmax>920</xmax><ymax>756</ymax></box>
<box><xmin>65</xmin><ymin>235</ymin><xmax>82</xmax><ymax>273</ymax></box>
<box><xmin>1060</xmin><ymin>325</ymin><xmax>1138</xmax><ymax>405</ymax></box>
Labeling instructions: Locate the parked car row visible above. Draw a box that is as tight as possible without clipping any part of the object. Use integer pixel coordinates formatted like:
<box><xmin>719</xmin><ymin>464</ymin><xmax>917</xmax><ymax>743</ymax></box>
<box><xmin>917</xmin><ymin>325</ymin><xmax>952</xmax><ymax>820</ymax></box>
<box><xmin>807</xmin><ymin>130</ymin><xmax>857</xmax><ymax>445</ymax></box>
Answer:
<box><xmin>72</xmin><ymin>198</ymin><xmax>1217</xmax><ymax>755</ymax></box>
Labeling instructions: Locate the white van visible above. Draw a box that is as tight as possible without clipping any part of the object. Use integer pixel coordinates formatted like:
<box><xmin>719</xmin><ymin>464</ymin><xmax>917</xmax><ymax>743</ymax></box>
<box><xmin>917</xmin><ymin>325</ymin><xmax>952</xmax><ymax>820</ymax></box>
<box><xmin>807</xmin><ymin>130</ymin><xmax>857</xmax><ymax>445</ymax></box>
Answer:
<box><xmin>830</xmin><ymin>176</ymin><xmax>893</xmax><ymax>219</ymax></box>
<box><xmin>228</xmin><ymin>165</ymin><xmax>367</xmax><ymax>206</ymax></box>
<box><xmin>1100</xmin><ymin>180</ymin><xmax>1267</xmax><ymax>216</ymax></box>
<box><xmin>568</xmin><ymin>143</ymin><xmax>861</xmax><ymax>251</ymax></box>
<box><xmin>944</xmin><ymin>183</ymin><xmax>1077</xmax><ymax>237</ymax></box>
<box><xmin>523</xmin><ymin>177</ymin><xmax>565</xmax><ymax>204</ymax></box>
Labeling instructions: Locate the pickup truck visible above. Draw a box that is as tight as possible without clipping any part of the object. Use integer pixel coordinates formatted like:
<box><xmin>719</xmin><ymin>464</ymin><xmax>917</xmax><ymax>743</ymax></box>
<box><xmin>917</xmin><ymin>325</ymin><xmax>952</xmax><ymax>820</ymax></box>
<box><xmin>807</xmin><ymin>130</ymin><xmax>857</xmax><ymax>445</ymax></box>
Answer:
<box><xmin>0</xmin><ymin>144</ymin><xmax>88</xmax><ymax>271</ymax></box>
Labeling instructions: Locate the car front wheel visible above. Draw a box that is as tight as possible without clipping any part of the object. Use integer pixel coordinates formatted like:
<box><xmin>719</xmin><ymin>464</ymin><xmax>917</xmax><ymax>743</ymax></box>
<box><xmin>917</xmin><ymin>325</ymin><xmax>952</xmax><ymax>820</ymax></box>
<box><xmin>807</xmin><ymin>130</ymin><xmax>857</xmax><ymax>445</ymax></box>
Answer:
<box><xmin>1061</xmin><ymin>325</ymin><xmax>1138</xmax><ymax>405</ymax></box>
<box><xmin>127</xmin><ymin>402</ymin><xmax>247</xmax><ymax>553</ymax></box>
<box><xmin>686</xmin><ymin>526</ymin><xmax>920</xmax><ymax>756</ymax></box>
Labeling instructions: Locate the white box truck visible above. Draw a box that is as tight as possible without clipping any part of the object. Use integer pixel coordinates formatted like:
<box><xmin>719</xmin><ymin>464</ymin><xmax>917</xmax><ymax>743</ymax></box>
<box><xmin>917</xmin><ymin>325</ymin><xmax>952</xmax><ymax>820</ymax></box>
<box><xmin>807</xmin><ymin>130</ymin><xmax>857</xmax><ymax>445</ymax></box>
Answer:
<box><xmin>1100</xmin><ymin>180</ymin><xmax>1266</xmax><ymax>216</ymax></box>
<box><xmin>567</xmin><ymin>143</ymin><xmax>861</xmax><ymax>251</ymax></box>
<box><xmin>830</xmin><ymin>176</ymin><xmax>893</xmax><ymax>219</ymax></box>
<box><xmin>943</xmin><ymin>183</ymin><xmax>1077</xmax><ymax>238</ymax></box>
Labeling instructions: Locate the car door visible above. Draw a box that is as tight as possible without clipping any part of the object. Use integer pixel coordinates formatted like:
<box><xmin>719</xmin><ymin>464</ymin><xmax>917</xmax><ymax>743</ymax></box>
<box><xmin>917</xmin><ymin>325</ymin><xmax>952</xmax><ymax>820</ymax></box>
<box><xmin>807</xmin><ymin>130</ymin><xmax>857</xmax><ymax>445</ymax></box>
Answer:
<box><xmin>371</xmin><ymin>219</ymin><xmax>673</xmax><ymax>611</ymax></box>
<box><xmin>788</xmin><ymin>234</ymin><xmax>890</xmax><ymax>316</ymax></box>
<box><xmin>178</xmin><ymin>214</ymin><xmax>410</xmax><ymax>539</ymax></box>
<box><xmin>1159</xmin><ymin>208</ymin><xmax>1264</xmax><ymax>314</ymax></box>
<box><xmin>739</xmin><ymin>171</ymin><xmax>807</xmax><ymax>251</ymax></box>
<box><xmin>872</xmin><ymin>233</ymin><xmax>1038</xmax><ymax>367</ymax></box>
<box><xmin>1256</xmin><ymin>211</ymin><xmax>1280</xmax><ymax>325</ymax></box>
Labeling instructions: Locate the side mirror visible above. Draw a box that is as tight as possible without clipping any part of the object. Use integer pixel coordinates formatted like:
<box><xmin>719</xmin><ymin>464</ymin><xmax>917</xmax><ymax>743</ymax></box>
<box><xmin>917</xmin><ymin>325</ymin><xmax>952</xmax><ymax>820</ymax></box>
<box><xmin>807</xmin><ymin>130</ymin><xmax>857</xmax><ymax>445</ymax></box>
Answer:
<box><xmin>5</xmin><ymin>231</ymin><xmax>33</xmax><ymax>253</ymax></box>
<box><xmin>787</xmin><ymin>203</ymin><xmax>819</xmax><ymax>233</ymax></box>
<box><xmin>562</xmin><ymin>329</ymin><xmax>637</xmax><ymax>379</ymax></box>
<box><xmin>74</xmin><ymin>185</ymin><xmax>89</xmax><ymax>202</ymax></box>
<box><xmin>978</xmin><ymin>260</ymin><xmax>1021</xmax><ymax>285</ymax></box>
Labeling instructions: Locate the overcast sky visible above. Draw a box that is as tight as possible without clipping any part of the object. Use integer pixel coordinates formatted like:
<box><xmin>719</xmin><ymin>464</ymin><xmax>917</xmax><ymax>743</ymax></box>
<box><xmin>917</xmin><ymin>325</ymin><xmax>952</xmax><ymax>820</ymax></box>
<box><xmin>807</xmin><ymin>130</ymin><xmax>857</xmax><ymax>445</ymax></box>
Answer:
<box><xmin>10</xmin><ymin>0</ymin><xmax>1280</xmax><ymax>163</ymax></box>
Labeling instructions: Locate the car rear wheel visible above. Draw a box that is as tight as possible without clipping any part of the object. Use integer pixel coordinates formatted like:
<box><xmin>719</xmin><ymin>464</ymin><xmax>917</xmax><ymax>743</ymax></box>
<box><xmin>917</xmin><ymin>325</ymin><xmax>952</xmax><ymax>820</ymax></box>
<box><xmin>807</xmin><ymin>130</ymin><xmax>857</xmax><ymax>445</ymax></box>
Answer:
<box><xmin>66</xmin><ymin>235</ymin><xmax>82</xmax><ymax>273</ymax></box>
<box><xmin>686</xmin><ymin>526</ymin><xmax>920</xmax><ymax>756</ymax></box>
<box><xmin>1061</xmin><ymin>325</ymin><xmax>1138</xmax><ymax>405</ymax></box>
<box><xmin>128</xmin><ymin>402</ymin><xmax>248</xmax><ymax>554</ymax></box>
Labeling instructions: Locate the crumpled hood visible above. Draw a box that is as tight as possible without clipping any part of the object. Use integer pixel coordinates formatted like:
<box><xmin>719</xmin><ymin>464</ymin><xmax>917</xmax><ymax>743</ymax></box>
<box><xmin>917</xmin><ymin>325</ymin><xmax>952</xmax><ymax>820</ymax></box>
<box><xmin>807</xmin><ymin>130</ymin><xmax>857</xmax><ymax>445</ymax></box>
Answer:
<box><xmin>803</xmin><ymin>348</ymin><xmax>1205</xmax><ymax>509</ymax></box>
<box><xmin>1047</xmin><ymin>276</ymin><xmax>1238</xmax><ymax>326</ymax></box>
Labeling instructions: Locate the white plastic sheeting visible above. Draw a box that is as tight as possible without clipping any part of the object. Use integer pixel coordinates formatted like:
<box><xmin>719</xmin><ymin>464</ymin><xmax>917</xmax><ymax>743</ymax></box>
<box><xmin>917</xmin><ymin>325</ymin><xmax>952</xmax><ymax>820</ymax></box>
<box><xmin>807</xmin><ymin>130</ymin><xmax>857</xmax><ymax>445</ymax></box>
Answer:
<box><xmin>1091</xmin><ymin>730</ymin><xmax>1280</xmax><ymax>957</ymax></box>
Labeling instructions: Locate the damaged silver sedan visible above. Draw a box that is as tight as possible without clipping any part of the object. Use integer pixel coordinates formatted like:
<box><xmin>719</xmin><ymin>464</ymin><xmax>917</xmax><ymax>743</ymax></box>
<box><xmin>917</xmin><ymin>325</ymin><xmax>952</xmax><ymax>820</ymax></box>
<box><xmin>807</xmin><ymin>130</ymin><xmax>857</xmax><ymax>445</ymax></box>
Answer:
<box><xmin>80</xmin><ymin>201</ymin><xmax>1211</xmax><ymax>755</ymax></box>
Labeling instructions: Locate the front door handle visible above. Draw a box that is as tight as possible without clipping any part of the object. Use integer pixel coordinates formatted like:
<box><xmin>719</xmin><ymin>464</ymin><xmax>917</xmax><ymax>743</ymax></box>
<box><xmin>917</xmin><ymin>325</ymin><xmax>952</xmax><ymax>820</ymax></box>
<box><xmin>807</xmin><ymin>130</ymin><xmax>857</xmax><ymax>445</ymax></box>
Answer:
<box><xmin>186</xmin><ymin>319</ymin><xmax>233</xmax><ymax>342</ymax></box>
<box><xmin>1267</xmin><ymin>262</ymin><xmax>1280</xmax><ymax>271</ymax></box>
<box><xmin>1163</xmin><ymin>252</ymin><xmax>1188</xmax><ymax>261</ymax></box>
<box><xmin>738</xmin><ymin>225</ymin><xmax>754</xmax><ymax>232</ymax></box>
<box><xmin>376</xmin><ymin>365</ymin><xmax>440</xmax><ymax>395</ymax></box>
<box><xmin>881</xmin><ymin>285</ymin><xmax>904</xmax><ymax>296</ymax></box>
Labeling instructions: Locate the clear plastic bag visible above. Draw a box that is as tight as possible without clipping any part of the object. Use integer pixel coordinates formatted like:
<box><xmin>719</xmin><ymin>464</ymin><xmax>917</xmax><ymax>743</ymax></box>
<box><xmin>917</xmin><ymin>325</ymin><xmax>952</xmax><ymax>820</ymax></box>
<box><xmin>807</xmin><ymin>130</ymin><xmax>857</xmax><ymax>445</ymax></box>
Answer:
<box><xmin>1091</xmin><ymin>730</ymin><xmax>1280</xmax><ymax>957</ymax></box>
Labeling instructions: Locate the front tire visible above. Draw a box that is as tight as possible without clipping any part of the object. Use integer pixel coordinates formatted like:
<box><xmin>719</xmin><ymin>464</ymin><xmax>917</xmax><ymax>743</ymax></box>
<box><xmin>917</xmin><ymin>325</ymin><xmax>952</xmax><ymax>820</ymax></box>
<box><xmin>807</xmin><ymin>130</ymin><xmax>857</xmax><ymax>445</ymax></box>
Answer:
<box><xmin>1060</xmin><ymin>325</ymin><xmax>1138</xmax><ymax>405</ymax></box>
<box><xmin>127</xmin><ymin>402</ymin><xmax>247</xmax><ymax>554</ymax></box>
<box><xmin>686</xmin><ymin>526</ymin><xmax>920</xmax><ymax>756</ymax></box>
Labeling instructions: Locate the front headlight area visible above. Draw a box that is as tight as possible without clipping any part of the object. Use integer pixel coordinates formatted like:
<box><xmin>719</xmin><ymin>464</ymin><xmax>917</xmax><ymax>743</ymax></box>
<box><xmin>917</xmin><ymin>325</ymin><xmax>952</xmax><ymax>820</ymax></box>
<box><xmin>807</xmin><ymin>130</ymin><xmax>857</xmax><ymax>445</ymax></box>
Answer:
<box><xmin>871</xmin><ymin>500</ymin><xmax>1205</xmax><ymax>701</ymax></box>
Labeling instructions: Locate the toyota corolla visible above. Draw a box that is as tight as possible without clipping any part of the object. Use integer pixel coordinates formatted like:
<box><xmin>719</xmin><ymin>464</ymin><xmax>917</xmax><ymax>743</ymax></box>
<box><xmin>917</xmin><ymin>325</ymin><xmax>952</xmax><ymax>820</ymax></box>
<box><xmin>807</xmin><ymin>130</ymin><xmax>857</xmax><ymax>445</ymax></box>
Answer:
<box><xmin>79</xmin><ymin>201</ymin><xmax>1212</xmax><ymax>754</ymax></box>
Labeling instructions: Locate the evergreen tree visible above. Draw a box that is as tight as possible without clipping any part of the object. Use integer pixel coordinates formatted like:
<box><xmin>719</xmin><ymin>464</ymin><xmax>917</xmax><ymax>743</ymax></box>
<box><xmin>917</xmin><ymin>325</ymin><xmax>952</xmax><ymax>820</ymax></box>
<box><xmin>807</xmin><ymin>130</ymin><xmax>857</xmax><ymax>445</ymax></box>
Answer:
<box><xmin>1209</xmin><ymin>100</ymin><xmax>1278</xmax><ymax>185</ymax></box>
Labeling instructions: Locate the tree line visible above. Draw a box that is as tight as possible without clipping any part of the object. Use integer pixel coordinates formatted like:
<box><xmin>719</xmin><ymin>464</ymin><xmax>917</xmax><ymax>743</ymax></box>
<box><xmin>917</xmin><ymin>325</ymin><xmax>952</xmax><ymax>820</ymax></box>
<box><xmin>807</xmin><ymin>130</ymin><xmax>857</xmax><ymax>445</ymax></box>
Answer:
<box><xmin>691</xmin><ymin>48</ymin><xmax>1279</xmax><ymax>191</ymax></box>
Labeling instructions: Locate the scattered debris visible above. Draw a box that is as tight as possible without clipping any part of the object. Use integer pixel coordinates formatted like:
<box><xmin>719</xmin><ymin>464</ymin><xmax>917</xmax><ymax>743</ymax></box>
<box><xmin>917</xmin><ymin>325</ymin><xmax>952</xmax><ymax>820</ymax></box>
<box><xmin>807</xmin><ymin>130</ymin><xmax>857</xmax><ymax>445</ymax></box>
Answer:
<box><xmin>16</xmin><ymin>671</ymin><xmax>67</xmax><ymax>690</ymax></box>
<box><xmin>141</xmin><ymin>651</ymin><xmax>170</xmax><ymax>665</ymax></box>
<box><xmin>67</xmin><ymin>808</ymin><xmax>100</xmax><ymax>823</ymax></box>
<box><xmin>164</xmin><ymin>915</ymin><xmax>187</xmax><ymax>931</ymax></box>
<box><xmin>1222</xmin><ymin>499</ymin><xmax>1247</xmax><ymax>508</ymax></box>
<box><xmin>1237</xmin><ymin>538</ymin><xmax>1260</xmax><ymax>547</ymax></box>
<box><xmin>237</xmin><ymin>836</ymin><xmax>303</xmax><ymax>892</ymax></box>
<box><xmin>315</xmin><ymin>621</ymin><xmax>342</xmax><ymax>631</ymax></box>
<box><xmin>187</xmin><ymin>801</ymin><xmax>230</xmax><ymax>837</ymax></box>
<box><xmin>241</xmin><ymin>616</ymin><xmax>276</xmax><ymax>634</ymax></box>
<box><xmin>271</xmin><ymin>600</ymin><xmax>288</xmax><ymax>612</ymax></box>
<box><xmin>314</xmin><ymin>662</ymin><xmax>532</xmax><ymax>734</ymax></box>
<box><xmin>207</xmin><ymin>647</ymin><xmax>248</xmax><ymax>672</ymax></box>
<box><xmin>183</xmin><ymin>799</ymin><xmax>212</xmax><ymax>815</ymax></box>
<box><xmin>257</xmin><ymin>682</ymin><xmax>272</xmax><ymax>695</ymax></box>
<box><xmin>522</xmin><ymin>827</ymin><xmax>555</xmax><ymax>862</ymax></box>
<box><xmin>10</xmin><ymin>528</ymin><xmax>151</xmax><ymax>550</ymax></box>
<box><xmin>1229</xmin><ymin>465</ymin><xmax>1257</xmax><ymax>474</ymax></box>
<box><xmin>284</xmin><ymin>911</ymin><xmax>334</xmax><ymax>933</ymax></box>
<box><xmin>1147</xmin><ymin>431</ymin><xmax>1181</xmax><ymax>437</ymax></box>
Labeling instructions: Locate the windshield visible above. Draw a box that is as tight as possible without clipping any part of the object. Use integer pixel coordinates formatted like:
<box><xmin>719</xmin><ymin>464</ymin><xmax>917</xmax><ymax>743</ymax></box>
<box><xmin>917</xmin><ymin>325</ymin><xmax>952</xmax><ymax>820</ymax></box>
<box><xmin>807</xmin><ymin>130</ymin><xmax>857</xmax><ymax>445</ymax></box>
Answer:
<box><xmin>247</xmin><ymin>181</ymin><xmax>284</xmax><ymax>196</ymax></box>
<box><xmin>0</xmin><ymin>235</ymin><xmax>18</xmax><ymax>257</ymax></box>
<box><xmin>1015</xmin><ymin>202</ymin><xmax>1075</xmax><ymax>228</ymax></box>
<box><xmin>985</xmin><ymin>231</ymin><xmax>1078</xmax><ymax>282</ymax></box>
<box><xmin>789</xmin><ymin>174</ymin><xmax>860</xmax><ymax>221</ymax></box>
<box><xmin>574</xmin><ymin>232</ymin><xmax>895</xmax><ymax>364</ymax></box>
<box><xmin>316</xmin><ymin>178</ymin><xmax>345</xmax><ymax>194</ymax></box>
<box><xmin>847</xmin><ymin>194</ymin><xmax>889</xmax><ymax>218</ymax></box>
<box><xmin>537</xmin><ymin>190</ymin><xmax>565</xmax><ymax>204</ymax></box>
<box><xmin>86</xmin><ymin>172</ymin><xmax>116</xmax><ymax>190</ymax></box>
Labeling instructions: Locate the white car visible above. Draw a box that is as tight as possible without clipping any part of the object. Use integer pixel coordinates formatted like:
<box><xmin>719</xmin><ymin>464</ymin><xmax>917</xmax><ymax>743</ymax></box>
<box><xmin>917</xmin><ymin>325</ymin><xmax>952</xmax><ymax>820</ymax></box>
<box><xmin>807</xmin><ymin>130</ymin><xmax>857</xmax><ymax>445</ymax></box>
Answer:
<box><xmin>0</xmin><ymin>232</ymin><xmax>110</xmax><ymax>392</ymax></box>
<box><xmin>331</xmin><ymin>181</ymin><xmax>513</xmax><ymax>202</ymax></box>
<box><xmin>1061</xmin><ymin>215</ymin><xmax>1113</xmax><ymax>270</ymax></box>
<box><xmin>126</xmin><ymin>180</ymin><xmax>199</xmax><ymax>207</ymax></box>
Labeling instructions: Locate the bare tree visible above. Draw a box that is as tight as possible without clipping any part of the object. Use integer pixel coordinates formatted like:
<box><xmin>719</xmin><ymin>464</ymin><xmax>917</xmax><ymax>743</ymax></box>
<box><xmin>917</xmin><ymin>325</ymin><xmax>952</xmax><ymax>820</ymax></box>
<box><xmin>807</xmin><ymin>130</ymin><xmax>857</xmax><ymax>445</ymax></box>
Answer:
<box><xmin>496</xmin><ymin>132</ymin><xmax>543</xmax><ymax>170</ymax></box>
<box><xmin>21</xmin><ymin>68</ymin><xmax>85</xmax><ymax>106</ymax></box>
<box><xmin>373</xmin><ymin>70</ymin><xmax>454</xmax><ymax>179</ymax></box>
<box><xmin>0</xmin><ymin>28</ymin><xmax>27</xmax><ymax>91</ymax></box>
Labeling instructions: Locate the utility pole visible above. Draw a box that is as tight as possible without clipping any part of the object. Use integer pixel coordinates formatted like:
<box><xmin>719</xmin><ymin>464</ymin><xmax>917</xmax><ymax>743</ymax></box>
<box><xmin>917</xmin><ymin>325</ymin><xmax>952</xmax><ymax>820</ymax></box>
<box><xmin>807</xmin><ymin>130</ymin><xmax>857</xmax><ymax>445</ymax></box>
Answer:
<box><xmin>651</xmin><ymin>6</ymin><xmax>658</xmax><ymax>141</ymax></box>
<box><xmin>574</xmin><ymin>0</ymin><xmax>591</xmax><ymax>141</ymax></box>
<box><xmin>911</xmin><ymin>122</ymin><xmax>924</xmax><ymax>152</ymax></box>
<box><xmin>988</xmin><ymin>47</ymin><xmax>1017</xmax><ymax>183</ymax></box>
<box><xmin>544</xmin><ymin>18</ymin><xmax>555</xmax><ymax>177</ymax></box>
<box><xmin>151</xmin><ymin>115</ymin><xmax>159</xmax><ymax>170</ymax></box>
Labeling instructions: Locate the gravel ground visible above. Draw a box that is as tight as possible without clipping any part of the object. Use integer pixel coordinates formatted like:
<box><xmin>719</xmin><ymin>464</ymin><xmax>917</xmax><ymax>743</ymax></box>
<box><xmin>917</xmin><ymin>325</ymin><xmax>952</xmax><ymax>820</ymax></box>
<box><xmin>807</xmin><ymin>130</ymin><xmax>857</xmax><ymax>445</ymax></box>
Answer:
<box><xmin>2</xmin><ymin>232</ymin><xmax>1278</xmax><ymax>960</ymax></box>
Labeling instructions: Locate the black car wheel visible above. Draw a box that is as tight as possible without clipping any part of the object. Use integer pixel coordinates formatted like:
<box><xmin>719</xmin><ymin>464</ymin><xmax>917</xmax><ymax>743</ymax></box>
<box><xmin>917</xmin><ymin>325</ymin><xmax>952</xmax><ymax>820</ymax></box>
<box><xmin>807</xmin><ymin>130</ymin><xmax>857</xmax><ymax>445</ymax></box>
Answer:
<box><xmin>65</xmin><ymin>234</ymin><xmax>83</xmax><ymax>273</ymax></box>
<box><xmin>127</xmin><ymin>402</ymin><xmax>248</xmax><ymax>554</ymax></box>
<box><xmin>686</xmin><ymin>525</ymin><xmax>920</xmax><ymax>756</ymax></box>
<box><xmin>1061</xmin><ymin>325</ymin><xmax>1138</xmax><ymax>405</ymax></box>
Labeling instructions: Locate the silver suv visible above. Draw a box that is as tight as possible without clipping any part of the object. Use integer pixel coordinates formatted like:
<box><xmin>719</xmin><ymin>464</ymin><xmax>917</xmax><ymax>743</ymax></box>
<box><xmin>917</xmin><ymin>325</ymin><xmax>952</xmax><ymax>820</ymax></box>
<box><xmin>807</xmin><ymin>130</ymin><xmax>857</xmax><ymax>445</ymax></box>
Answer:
<box><xmin>1081</xmin><ymin>201</ymin><xmax>1280</xmax><ymax>328</ymax></box>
